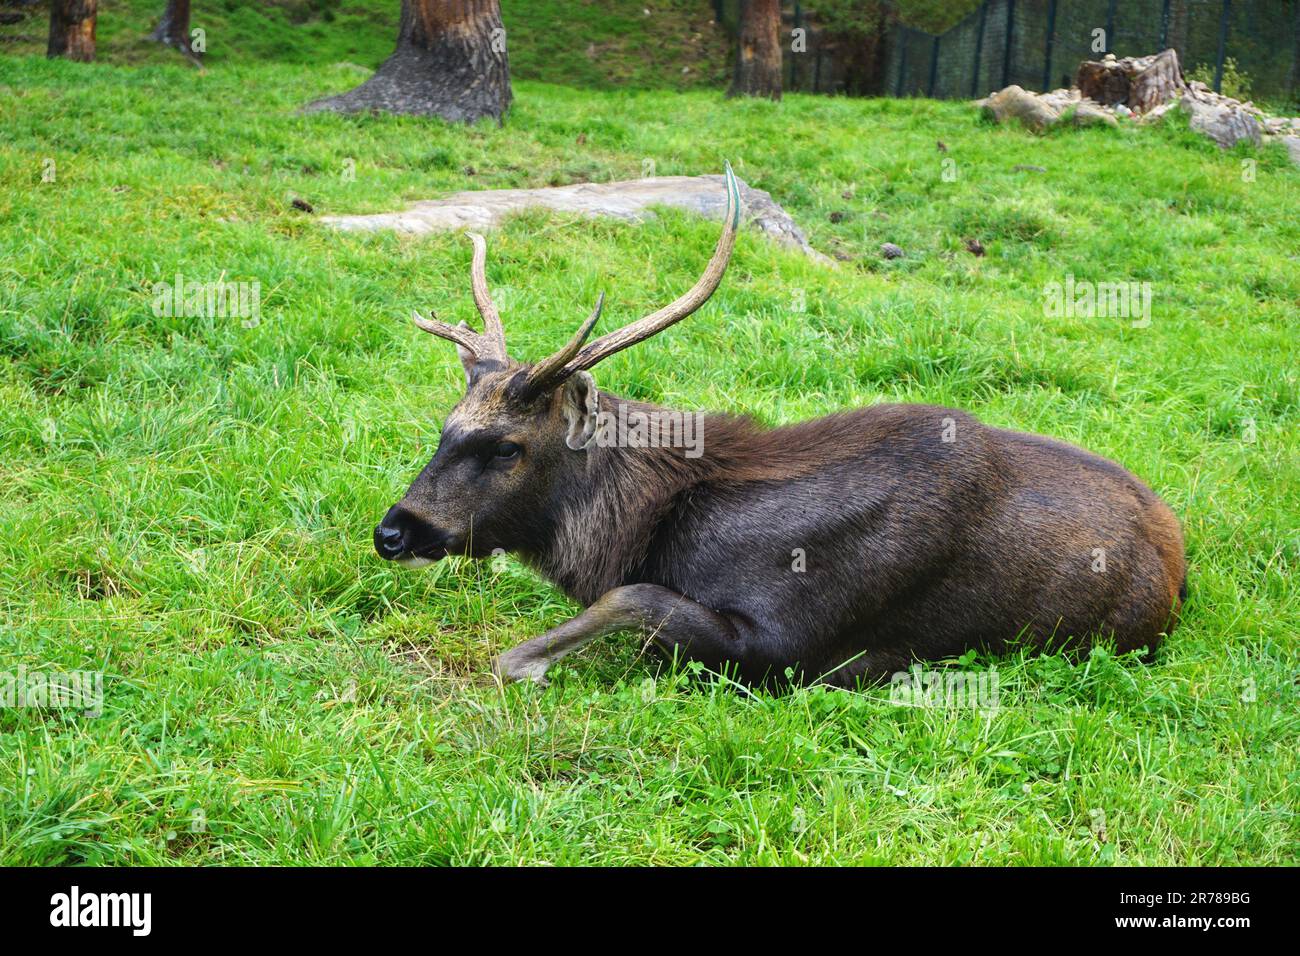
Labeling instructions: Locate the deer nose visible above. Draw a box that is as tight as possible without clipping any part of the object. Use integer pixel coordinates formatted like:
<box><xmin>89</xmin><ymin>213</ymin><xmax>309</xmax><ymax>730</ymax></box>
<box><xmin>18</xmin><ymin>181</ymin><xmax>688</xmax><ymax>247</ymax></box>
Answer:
<box><xmin>374</xmin><ymin>523</ymin><xmax>406</xmax><ymax>559</ymax></box>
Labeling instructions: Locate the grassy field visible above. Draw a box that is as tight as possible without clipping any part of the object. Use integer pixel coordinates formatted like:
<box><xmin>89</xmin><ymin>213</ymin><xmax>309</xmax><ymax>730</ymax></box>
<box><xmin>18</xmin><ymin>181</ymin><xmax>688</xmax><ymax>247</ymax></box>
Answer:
<box><xmin>0</xmin><ymin>0</ymin><xmax>732</xmax><ymax>89</ymax></box>
<box><xmin>1</xmin><ymin>34</ymin><xmax>1298</xmax><ymax>864</ymax></box>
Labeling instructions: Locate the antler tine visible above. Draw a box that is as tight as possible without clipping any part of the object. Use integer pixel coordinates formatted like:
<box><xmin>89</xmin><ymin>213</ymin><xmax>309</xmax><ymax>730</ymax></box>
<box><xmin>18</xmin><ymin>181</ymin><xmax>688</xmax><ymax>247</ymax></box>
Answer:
<box><xmin>412</xmin><ymin>309</ymin><xmax>509</xmax><ymax>365</ymax></box>
<box><xmin>516</xmin><ymin>293</ymin><xmax>605</xmax><ymax>399</ymax></box>
<box><xmin>468</xmin><ymin>232</ymin><xmax>508</xmax><ymax>360</ymax></box>
<box><xmin>411</xmin><ymin>232</ymin><xmax>512</xmax><ymax>362</ymax></box>
<box><xmin>556</xmin><ymin>161</ymin><xmax>741</xmax><ymax>380</ymax></box>
<box><xmin>411</xmin><ymin>310</ymin><xmax>482</xmax><ymax>353</ymax></box>
<box><xmin>418</xmin><ymin>165</ymin><xmax>740</xmax><ymax>388</ymax></box>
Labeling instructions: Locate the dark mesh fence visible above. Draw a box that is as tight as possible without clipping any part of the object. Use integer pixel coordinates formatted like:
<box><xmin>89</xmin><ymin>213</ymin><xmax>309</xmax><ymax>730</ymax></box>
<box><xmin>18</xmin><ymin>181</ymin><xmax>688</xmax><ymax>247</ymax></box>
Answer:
<box><xmin>884</xmin><ymin>0</ymin><xmax>1300</xmax><ymax>104</ymax></box>
<box><xmin>716</xmin><ymin>1</ymin><xmax>1299</xmax><ymax>104</ymax></box>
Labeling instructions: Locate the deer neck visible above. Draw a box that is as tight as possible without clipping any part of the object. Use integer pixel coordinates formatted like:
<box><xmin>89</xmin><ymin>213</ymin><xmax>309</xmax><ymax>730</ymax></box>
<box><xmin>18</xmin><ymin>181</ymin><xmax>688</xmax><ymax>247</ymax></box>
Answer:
<box><xmin>524</xmin><ymin>392</ymin><xmax>711</xmax><ymax>605</ymax></box>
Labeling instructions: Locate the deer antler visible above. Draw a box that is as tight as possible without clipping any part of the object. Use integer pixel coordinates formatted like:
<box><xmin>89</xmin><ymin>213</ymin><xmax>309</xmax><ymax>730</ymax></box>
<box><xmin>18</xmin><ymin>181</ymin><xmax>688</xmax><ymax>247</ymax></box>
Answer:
<box><xmin>467</xmin><ymin>232</ymin><xmax>508</xmax><ymax>359</ymax></box>
<box><xmin>517</xmin><ymin>162</ymin><xmax>742</xmax><ymax>400</ymax></box>
<box><xmin>510</xmin><ymin>293</ymin><xmax>604</xmax><ymax>398</ymax></box>
<box><xmin>412</xmin><ymin>232</ymin><xmax>510</xmax><ymax>363</ymax></box>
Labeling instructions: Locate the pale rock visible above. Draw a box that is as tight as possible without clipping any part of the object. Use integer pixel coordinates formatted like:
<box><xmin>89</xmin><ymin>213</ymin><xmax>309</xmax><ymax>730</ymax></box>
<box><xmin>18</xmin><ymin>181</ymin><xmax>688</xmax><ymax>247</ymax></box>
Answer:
<box><xmin>1180</xmin><ymin>93</ymin><xmax>1262</xmax><ymax>148</ymax></box>
<box><xmin>321</xmin><ymin>174</ymin><xmax>829</xmax><ymax>261</ymax></box>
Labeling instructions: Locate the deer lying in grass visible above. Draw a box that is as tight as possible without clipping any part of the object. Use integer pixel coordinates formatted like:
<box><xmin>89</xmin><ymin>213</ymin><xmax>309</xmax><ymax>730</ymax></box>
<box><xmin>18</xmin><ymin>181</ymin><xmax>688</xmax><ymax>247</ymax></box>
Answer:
<box><xmin>375</xmin><ymin>165</ymin><xmax>1187</xmax><ymax>687</ymax></box>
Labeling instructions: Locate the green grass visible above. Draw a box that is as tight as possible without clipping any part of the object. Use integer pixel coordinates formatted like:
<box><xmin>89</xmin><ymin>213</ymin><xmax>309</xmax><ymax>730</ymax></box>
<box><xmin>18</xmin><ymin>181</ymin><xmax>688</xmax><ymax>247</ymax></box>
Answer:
<box><xmin>0</xmin><ymin>0</ymin><xmax>731</xmax><ymax>89</ymax></box>
<box><xmin>0</xmin><ymin>46</ymin><xmax>1297</xmax><ymax>865</ymax></box>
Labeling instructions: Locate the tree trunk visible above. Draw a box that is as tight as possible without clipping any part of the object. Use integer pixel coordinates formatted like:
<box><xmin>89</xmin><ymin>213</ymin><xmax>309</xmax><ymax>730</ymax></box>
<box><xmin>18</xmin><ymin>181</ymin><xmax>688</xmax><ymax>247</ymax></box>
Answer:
<box><xmin>728</xmin><ymin>0</ymin><xmax>782</xmax><ymax>100</ymax></box>
<box><xmin>304</xmin><ymin>0</ymin><xmax>512</xmax><ymax>124</ymax></box>
<box><xmin>150</xmin><ymin>0</ymin><xmax>195</xmax><ymax>57</ymax></box>
<box><xmin>47</xmin><ymin>0</ymin><xmax>97</xmax><ymax>62</ymax></box>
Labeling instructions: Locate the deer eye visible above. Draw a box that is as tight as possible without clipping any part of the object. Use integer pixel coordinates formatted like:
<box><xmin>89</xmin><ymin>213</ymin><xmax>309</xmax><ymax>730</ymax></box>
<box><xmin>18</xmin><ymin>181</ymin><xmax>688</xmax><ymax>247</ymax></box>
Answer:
<box><xmin>494</xmin><ymin>441</ymin><xmax>522</xmax><ymax>460</ymax></box>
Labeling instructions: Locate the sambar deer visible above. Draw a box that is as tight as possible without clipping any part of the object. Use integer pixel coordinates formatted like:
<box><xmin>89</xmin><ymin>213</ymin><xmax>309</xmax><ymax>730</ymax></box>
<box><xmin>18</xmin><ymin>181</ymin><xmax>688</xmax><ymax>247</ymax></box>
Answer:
<box><xmin>375</xmin><ymin>165</ymin><xmax>1186</xmax><ymax>687</ymax></box>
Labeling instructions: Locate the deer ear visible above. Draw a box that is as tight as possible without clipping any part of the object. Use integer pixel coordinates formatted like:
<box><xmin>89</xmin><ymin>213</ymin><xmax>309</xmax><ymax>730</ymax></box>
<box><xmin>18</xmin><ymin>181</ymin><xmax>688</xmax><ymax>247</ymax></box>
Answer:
<box><xmin>454</xmin><ymin>322</ymin><xmax>476</xmax><ymax>384</ymax></box>
<box><xmin>560</xmin><ymin>371</ymin><xmax>600</xmax><ymax>451</ymax></box>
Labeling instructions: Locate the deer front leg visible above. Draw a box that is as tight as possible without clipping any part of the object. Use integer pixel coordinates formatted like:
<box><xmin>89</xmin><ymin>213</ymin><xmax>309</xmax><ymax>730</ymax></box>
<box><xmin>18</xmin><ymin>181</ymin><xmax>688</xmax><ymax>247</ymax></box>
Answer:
<box><xmin>492</xmin><ymin>583</ymin><xmax>747</xmax><ymax>685</ymax></box>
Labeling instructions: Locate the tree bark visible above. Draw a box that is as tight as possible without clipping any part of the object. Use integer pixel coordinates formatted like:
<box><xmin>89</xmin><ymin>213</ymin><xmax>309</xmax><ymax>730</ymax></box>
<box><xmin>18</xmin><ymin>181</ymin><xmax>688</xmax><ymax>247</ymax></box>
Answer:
<box><xmin>150</xmin><ymin>0</ymin><xmax>195</xmax><ymax>58</ymax></box>
<box><xmin>304</xmin><ymin>0</ymin><xmax>512</xmax><ymax>124</ymax></box>
<box><xmin>47</xmin><ymin>0</ymin><xmax>97</xmax><ymax>62</ymax></box>
<box><xmin>1076</xmin><ymin>48</ymin><xmax>1186</xmax><ymax>113</ymax></box>
<box><xmin>728</xmin><ymin>0</ymin><xmax>782</xmax><ymax>100</ymax></box>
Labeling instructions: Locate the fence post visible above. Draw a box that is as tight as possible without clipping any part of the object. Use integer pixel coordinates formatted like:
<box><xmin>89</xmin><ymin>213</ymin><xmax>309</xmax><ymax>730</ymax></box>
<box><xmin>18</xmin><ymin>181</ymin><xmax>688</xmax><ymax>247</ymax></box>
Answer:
<box><xmin>1159</xmin><ymin>0</ymin><xmax>1172</xmax><ymax>49</ymax></box>
<box><xmin>1042</xmin><ymin>0</ymin><xmax>1058</xmax><ymax>91</ymax></box>
<box><xmin>1104</xmin><ymin>0</ymin><xmax>1117</xmax><ymax>54</ymax></box>
<box><xmin>1002</xmin><ymin>0</ymin><xmax>1016</xmax><ymax>89</ymax></box>
<box><xmin>1214</xmin><ymin>0</ymin><xmax>1232</xmax><ymax>93</ymax></box>
<box><xmin>791</xmin><ymin>3</ymin><xmax>802</xmax><ymax>92</ymax></box>
<box><xmin>1291</xmin><ymin>0</ymin><xmax>1300</xmax><ymax>101</ymax></box>
<box><xmin>971</xmin><ymin>0</ymin><xmax>988</xmax><ymax>97</ymax></box>
<box><xmin>896</xmin><ymin>26</ymin><xmax>908</xmax><ymax>97</ymax></box>
<box><xmin>928</xmin><ymin>34</ymin><xmax>941</xmax><ymax>97</ymax></box>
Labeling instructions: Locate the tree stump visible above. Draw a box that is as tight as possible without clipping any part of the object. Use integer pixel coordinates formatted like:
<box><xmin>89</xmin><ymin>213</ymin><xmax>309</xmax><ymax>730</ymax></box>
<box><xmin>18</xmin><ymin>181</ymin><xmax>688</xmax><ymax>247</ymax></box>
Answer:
<box><xmin>1075</xmin><ymin>48</ymin><xmax>1185</xmax><ymax>113</ymax></box>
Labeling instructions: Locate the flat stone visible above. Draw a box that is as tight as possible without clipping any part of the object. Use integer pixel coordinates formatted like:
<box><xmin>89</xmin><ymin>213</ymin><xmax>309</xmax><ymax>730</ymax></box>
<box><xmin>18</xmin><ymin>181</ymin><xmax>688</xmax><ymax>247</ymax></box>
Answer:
<box><xmin>1070</xmin><ymin>101</ymin><xmax>1120</xmax><ymax>127</ymax></box>
<box><xmin>1180</xmin><ymin>93</ymin><xmax>1262</xmax><ymax>148</ymax></box>
<box><xmin>321</xmin><ymin>175</ymin><xmax>828</xmax><ymax>261</ymax></box>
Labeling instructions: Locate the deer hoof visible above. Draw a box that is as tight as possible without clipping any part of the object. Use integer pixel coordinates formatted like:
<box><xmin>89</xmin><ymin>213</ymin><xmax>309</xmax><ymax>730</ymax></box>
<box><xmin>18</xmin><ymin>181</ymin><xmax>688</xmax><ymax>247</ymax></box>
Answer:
<box><xmin>492</xmin><ymin>651</ymin><xmax>551</xmax><ymax>686</ymax></box>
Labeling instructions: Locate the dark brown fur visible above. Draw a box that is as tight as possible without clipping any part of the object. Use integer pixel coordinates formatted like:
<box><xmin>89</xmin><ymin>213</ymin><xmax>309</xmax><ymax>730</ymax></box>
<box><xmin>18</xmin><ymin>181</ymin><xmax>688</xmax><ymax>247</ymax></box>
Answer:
<box><xmin>377</xmin><ymin>363</ymin><xmax>1186</xmax><ymax>687</ymax></box>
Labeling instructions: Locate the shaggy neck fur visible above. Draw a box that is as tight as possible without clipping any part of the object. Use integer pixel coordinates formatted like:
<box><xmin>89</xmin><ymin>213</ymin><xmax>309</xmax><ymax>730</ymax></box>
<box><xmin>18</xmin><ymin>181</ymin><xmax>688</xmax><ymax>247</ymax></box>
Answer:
<box><xmin>522</xmin><ymin>391</ymin><xmax>745</xmax><ymax>605</ymax></box>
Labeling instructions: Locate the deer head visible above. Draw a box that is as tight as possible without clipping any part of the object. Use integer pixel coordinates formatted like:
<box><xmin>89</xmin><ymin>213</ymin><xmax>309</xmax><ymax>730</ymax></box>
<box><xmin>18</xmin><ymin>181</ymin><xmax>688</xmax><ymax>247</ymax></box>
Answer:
<box><xmin>374</xmin><ymin>164</ymin><xmax>741</xmax><ymax>567</ymax></box>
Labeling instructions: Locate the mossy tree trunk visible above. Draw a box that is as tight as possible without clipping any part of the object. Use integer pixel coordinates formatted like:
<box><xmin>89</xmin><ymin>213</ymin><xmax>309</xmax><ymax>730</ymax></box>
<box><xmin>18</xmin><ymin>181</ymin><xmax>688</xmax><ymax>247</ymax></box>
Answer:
<box><xmin>304</xmin><ymin>0</ymin><xmax>512</xmax><ymax>124</ymax></box>
<box><xmin>47</xmin><ymin>0</ymin><xmax>97</xmax><ymax>62</ymax></box>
